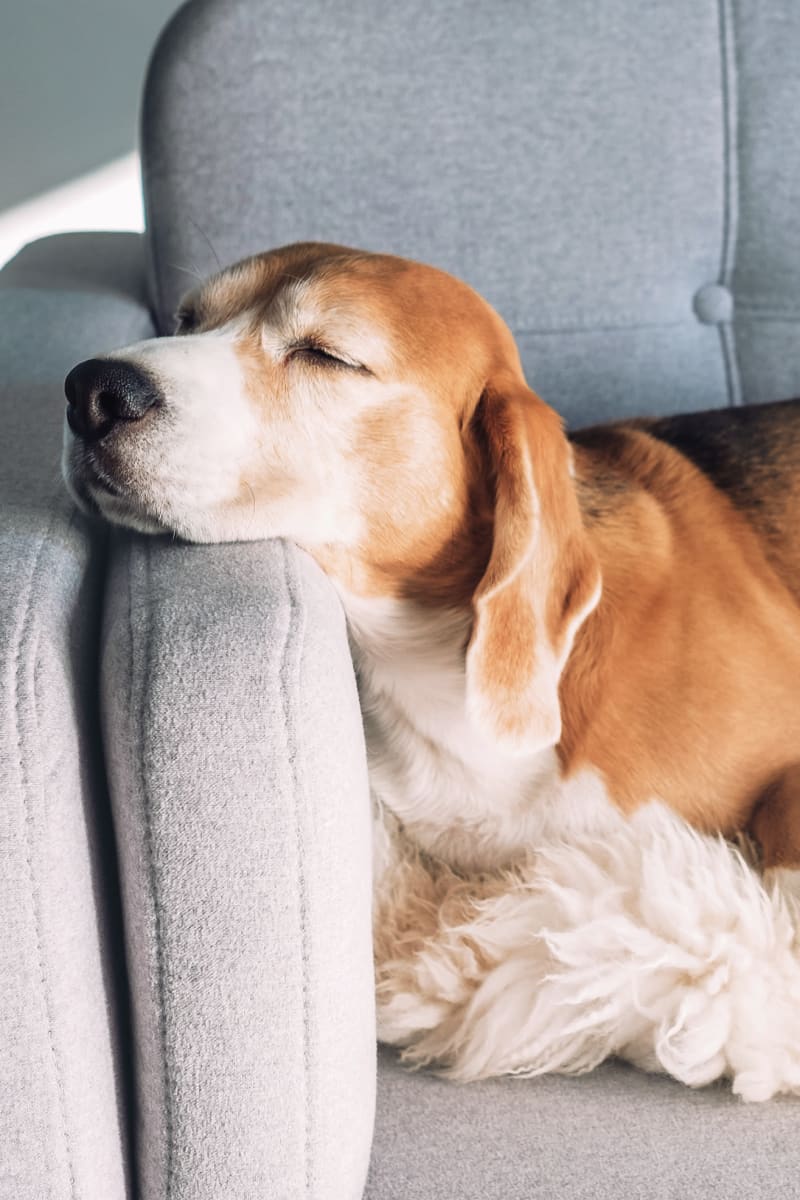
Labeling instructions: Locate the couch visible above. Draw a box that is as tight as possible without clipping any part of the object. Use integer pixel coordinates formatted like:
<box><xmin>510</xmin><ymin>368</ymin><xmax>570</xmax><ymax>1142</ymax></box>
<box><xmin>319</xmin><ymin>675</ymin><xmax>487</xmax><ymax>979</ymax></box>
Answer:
<box><xmin>3</xmin><ymin>1</ymin><xmax>800</xmax><ymax>1196</ymax></box>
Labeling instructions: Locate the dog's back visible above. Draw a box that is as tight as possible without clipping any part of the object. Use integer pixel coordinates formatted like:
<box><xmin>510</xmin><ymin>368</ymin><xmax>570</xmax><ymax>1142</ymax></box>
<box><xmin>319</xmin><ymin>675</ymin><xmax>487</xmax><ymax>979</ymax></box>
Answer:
<box><xmin>573</xmin><ymin>398</ymin><xmax>800</xmax><ymax>605</ymax></box>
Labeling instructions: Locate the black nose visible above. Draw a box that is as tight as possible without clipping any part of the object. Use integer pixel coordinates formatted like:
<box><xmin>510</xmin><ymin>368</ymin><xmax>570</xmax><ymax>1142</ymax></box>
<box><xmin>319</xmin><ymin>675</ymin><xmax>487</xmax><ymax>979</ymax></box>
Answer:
<box><xmin>64</xmin><ymin>358</ymin><xmax>161</xmax><ymax>441</ymax></box>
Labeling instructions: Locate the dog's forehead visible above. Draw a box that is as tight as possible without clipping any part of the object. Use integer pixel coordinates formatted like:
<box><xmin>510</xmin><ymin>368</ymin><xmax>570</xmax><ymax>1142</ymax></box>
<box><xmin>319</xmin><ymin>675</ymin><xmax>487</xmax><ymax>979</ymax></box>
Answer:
<box><xmin>187</xmin><ymin>245</ymin><xmax>498</xmax><ymax>339</ymax></box>
<box><xmin>188</xmin><ymin>254</ymin><xmax>312</xmax><ymax>324</ymax></box>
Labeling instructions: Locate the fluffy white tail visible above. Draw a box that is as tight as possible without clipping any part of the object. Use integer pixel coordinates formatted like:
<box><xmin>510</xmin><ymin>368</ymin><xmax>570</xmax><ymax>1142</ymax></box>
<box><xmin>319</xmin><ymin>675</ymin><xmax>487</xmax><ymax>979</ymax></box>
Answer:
<box><xmin>374</xmin><ymin>805</ymin><xmax>800</xmax><ymax>1101</ymax></box>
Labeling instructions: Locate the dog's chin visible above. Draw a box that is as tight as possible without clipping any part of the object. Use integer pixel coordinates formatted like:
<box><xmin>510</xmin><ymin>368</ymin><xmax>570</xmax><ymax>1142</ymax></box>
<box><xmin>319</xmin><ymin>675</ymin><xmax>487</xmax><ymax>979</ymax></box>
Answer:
<box><xmin>89</xmin><ymin>491</ymin><xmax>167</xmax><ymax>535</ymax></box>
<box><xmin>63</xmin><ymin>462</ymin><xmax>244</xmax><ymax>544</ymax></box>
<box><xmin>62</xmin><ymin>450</ymin><xmax>168</xmax><ymax>536</ymax></box>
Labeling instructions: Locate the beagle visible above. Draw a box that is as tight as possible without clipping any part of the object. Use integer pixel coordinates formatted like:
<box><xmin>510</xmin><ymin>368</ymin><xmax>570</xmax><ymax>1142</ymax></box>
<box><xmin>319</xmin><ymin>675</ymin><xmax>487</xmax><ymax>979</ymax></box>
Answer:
<box><xmin>63</xmin><ymin>243</ymin><xmax>800</xmax><ymax>1098</ymax></box>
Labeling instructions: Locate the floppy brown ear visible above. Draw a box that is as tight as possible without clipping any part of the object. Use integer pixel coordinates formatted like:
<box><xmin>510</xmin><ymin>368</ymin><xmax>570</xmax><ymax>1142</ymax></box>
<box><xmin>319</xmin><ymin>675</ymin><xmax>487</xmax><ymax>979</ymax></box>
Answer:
<box><xmin>465</xmin><ymin>375</ymin><xmax>600</xmax><ymax>753</ymax></box>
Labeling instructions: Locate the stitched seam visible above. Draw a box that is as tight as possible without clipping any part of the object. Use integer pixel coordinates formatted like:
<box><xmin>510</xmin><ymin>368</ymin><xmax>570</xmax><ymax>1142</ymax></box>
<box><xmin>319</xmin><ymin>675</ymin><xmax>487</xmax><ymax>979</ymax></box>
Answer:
<box><xmin>718</xmin><ymin>322</ymin><xmax>741</xmax><ymax>407</ymax></box>
<box><xmin>718</xmin><ymin>0</ymin><xmax>742</xmax><ymax>405</ymax></box>
<box><xmin>279</xmin><ymin>541</ymin><xmax>314</xmax><ymax>1197</ymax></box>
<box><xmin>128</xmin><ymin>539</ymin><xmax>174</xmax><ymax>1198</ymax></box>
<box><xmin>14</xmin><ymin>504</ymin><xmax>79</xmax><ymax>1200</ymax></box>
<box><xmin>718</xmin><ymin>0</ymin><xmax>738</xmax><ymax>288</ymax></box>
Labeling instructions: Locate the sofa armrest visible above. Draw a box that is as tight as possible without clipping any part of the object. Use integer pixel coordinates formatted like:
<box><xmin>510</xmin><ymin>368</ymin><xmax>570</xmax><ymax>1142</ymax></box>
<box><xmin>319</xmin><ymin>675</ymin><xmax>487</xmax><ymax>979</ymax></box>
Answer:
<box><xmin>101</xmin><ymin>533</ymin><xmax>375</xmax><ymax>1200</ymax></box>
<box><xmin>0</xmin><ymin>232</ymin><xmax>155</xmax><ymax>1200</ymax></box>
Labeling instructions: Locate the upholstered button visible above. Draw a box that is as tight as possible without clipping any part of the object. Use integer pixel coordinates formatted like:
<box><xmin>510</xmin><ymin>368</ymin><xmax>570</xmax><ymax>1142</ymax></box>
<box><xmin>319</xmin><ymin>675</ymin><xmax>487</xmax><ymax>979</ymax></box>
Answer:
<box><xmin>693</xmin><ymin>283</ymin><xmax>733</xmax><ymax>324</ymax></box>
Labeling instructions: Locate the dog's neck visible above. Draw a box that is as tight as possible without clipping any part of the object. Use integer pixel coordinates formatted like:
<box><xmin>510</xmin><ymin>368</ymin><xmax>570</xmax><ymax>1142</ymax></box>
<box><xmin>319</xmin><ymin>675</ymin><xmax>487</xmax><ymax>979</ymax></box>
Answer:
<box><xmin>336</xmin><ymin>586</ymin><xmax>609</xmax><ymax>871</ymax></box>
<box><xmin>318</xmin><ymin>451</ymin><xmax>618</xmax><ymax>870</ymax></box>
<box><xmin>341</xmin><ymin>591</ymin><xmax>477</xmax><ymax>760</ymax></box>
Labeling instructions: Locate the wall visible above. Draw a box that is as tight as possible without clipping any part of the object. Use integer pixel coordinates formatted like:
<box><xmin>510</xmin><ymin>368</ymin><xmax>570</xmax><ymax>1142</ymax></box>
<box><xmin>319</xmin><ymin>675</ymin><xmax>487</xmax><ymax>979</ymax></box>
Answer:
<box><xmin>0</xmin><ymin>0</ymin><xmax>184</xmax><ymax>210</ymax></box>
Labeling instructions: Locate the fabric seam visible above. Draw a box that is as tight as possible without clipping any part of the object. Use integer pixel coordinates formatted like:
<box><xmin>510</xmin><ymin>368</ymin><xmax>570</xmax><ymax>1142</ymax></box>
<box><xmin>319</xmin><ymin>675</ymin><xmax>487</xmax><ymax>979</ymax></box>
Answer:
<box><xmin>128</xmin><ymin>538</ymin><xmax>175</xmax><ymax>1198</ymax></box>
<box><xmin>14</xmin><ymin>503</ymin><xmax>79</xmax><ymax>1200</ymax></box>
<box><xmin>279</xmin><ymin>541</ymin><xmax>315</xmax><ymax>1197</ymax></box>
<box><xmin>717</xmin><ymin>0</ymin><xmax>742</xmax><ymax>406</ymax></box>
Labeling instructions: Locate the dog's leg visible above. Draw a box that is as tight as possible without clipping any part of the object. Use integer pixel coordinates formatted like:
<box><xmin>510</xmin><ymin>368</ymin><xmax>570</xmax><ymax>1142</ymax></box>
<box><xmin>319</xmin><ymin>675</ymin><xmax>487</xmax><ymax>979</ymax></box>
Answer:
<box><xmin>373</xmin><ymin>843</ymin><xmax>504</xmax><ymax>1049</ymax></box>
<box><xmin>751</xmin><ymin>764</ymin><xmax>800</xmax><ymax>908</ymax></box>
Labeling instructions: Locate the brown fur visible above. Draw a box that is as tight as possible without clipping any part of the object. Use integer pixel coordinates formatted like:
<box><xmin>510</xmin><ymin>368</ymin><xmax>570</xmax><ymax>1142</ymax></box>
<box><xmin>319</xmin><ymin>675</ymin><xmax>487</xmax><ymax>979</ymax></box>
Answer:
<box><xmin>466</xmin><ymin>377</ymin><xmax>600</xmax><ymax>748</ymax></box>
<box><xmin>182</xmin><ymin>244</ymin><xmax>800</xmax><ymax>868</ymax></box>
<box><xmin>564</xmin><ymin>420</ymin><xmax>800</xmax><ymax>854</ymax></box>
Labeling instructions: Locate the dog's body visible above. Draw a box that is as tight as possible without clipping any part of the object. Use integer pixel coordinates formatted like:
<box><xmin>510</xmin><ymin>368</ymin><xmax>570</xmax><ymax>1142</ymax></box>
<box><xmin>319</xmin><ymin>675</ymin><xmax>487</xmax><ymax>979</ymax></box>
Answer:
<box><xmin>571</xmin><ymin>403</ymin><xmax>800</xmax><ymax>862</ymax></box>
<box><xmin>354</xmin><ymin>398</ymin><xmax>800</xmax><ymax>877</ymax></box>
<box><xmin>62</xmin><ymin>243</ymin><xmax>800</xmax><ymax>1098</ymax></box>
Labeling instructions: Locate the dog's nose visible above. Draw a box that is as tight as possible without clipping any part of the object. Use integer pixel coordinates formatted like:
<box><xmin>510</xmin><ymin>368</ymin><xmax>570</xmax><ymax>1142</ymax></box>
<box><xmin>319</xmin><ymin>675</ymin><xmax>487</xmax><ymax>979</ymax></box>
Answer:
<box><xmin>64</xmin><ymin>358</ymin><xmax>161</xmax><ymax>441</ymax></box>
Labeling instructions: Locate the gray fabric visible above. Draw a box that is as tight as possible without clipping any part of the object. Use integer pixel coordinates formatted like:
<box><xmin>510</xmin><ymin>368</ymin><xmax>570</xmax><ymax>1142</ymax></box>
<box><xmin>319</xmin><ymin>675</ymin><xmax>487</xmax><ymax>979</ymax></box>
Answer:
<box><xmin>517</xmin><ymin>322</ymin><xmax>733</xmax><ymax>431</ymax></box>
<box><xmin>0</xmin><ymin>232</ymin><xmax>154</xmax><ymax>1200</ymax></box>
<box><xmin>5</xmin><ymin>5</ymin><xmax>800</xmax><ymax>1197</ymax></box>
<box><xmin>366</xmin><ymin>1047</ymin><xmax>800</xmax><ymax>1199</ymax></box>
<box><xmin>101</xmin><ymin>535</ymin><xmax>374</xmax><ymax>1200</ymax></box>
<box><xmin>43</xmin><ymin>4</ymin><xmax>795</xmax><ymax>1197</ymax></box>
<box><xmin>0</xmin><ymin>230</ymin><xmax>151</xmax><ymax>304</ymax></box>
<box><xmin>731</xmin><ymin>1</ymin><xmax>800</xmax><ymax>404</ymax></box>
<box><xmin>735</xmin><ymin>317</ymin><xmax>800</xmax><ymax>409</ymax></box>
<box><xmin>143</xmin><ymin>0</ymin><xmax>742</xmax><ymax>423</ymax></box>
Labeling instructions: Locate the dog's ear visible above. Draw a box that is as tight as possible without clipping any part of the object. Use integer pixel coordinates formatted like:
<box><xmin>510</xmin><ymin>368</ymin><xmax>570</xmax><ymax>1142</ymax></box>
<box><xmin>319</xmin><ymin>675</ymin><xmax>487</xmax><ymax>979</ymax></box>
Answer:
<box><xmin>465</xmin><ymin>374</ymin><xmax>600</xmax><ymax>754</ymax></box>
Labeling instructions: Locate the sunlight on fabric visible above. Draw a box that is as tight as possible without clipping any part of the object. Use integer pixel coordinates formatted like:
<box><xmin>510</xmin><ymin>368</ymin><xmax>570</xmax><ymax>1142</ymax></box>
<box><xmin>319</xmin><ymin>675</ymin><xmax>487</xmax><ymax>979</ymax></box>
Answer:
<box><xmin>0</xmin><ymin>153</ymin><xmax>144</xmax><ymax>268</ymax></box>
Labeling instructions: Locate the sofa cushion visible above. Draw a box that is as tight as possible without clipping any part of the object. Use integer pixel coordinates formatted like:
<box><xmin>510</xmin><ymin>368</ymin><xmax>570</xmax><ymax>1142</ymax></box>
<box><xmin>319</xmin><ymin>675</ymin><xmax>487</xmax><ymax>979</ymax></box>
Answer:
<box><xmin>366</xmin><ymin>1046</ymin><xmax>800</xmax><ymax>1199</ymax></box>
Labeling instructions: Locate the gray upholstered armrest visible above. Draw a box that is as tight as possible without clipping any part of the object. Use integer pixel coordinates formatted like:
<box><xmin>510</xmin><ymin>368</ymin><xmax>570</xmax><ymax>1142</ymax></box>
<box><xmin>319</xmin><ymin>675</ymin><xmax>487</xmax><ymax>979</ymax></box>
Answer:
<box><xmin>101</xmin><ymin>534</ymin><xmax>375</xmax><ymax>1200</ymax></box>
<box><xmin>0</xmin><ymin>232</ymin><xmax>155</xmax><ymax>1200</ymax></box>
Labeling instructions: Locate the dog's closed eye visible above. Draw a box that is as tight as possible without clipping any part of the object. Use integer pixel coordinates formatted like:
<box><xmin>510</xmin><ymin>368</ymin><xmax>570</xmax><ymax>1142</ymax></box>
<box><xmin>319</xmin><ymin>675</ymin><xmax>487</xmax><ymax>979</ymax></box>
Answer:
<box><xmin>174</xmin><ymin>307</ymin><xmax>198</xmax><ymax>335</ymax></box>
<box><xmin>288</xmin><ymin>342</ymin><xmax>367</xmax><ymax>373</ymax></box>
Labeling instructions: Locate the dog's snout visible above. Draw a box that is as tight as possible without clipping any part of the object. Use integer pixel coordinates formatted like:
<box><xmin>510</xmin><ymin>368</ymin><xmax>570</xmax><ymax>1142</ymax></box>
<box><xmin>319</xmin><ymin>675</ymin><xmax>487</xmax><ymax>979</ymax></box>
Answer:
<box><xmin>64</xmin><ymin>358</ymin><xmax>161</xmax><ymax>441</ymax></box>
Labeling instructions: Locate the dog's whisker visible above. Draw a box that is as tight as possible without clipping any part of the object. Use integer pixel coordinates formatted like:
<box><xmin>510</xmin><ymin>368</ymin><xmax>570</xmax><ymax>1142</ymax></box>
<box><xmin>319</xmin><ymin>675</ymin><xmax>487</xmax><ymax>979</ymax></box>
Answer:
<box><xmin>168</xmin><ymin>261</ymin><xmax>206</xmax><ymax>283</ymax></box>
<box><xmin>187</xmin><ymin>215</ymin><xmax>222</xmax><ymax>271</ymax></box>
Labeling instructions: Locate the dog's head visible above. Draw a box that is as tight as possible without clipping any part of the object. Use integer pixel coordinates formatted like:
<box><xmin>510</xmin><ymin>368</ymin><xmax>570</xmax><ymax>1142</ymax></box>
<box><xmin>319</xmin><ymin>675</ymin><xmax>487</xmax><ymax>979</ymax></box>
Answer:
<box><xmin>63</xmin><ymin>242</ymin><xmax>599</xmax><ymax>751</ymax></box>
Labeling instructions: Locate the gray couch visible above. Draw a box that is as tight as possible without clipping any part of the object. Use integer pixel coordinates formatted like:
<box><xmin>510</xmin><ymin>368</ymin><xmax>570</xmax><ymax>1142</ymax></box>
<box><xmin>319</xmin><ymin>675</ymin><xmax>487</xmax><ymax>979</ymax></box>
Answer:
<box><xmin>3</xmin><ymin>1</ymin><xmax>800</xmax><ymax>1197</ymax></box>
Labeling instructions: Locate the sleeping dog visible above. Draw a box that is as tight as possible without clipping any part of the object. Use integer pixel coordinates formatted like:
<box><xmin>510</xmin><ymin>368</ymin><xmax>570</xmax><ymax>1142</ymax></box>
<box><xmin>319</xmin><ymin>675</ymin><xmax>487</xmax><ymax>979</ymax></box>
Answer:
<box><xmin>63</xmin><ymin>243</ymin><xmax>800</xmax><ymax>1099</ymax></box>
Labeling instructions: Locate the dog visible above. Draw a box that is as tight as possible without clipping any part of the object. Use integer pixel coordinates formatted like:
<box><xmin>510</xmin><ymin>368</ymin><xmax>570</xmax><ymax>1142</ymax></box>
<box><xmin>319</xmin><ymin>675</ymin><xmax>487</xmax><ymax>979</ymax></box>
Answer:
<box><xmin>63</xmin><ymin>242</ymin><xmax>800</xmax><ymax>1100</ymax></box>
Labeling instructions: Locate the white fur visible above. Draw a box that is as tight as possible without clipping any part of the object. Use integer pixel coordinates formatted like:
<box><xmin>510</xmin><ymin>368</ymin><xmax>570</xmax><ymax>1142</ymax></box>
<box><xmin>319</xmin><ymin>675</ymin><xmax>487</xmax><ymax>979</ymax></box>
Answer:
<box><xmin>114</xmin><ymin>326</ymin><xmax>259</xmax><ymax>505</ymax></box>
<box><xmin>342</xmin><ymin>590</ymin><xmax>622</xmax><ymax>874</ymax></box>
<box><xmin>63</xmin><ymin>325</ymin><xmax>262</xmax><ymax>539</ymax></box>
<box><xmin>64</xmin><ymin>320</ymin><xmax>369</xmax><ymax>546</ymax></box>
<box><xmin>345</xmin><ymin>590</ymin><xmax>800</xmax><ymax>1102</ymax></box>
<box><xmin>375</xmin><ymin>803</ymin><xmax>800</xmax><ymax>1102</ymax></box>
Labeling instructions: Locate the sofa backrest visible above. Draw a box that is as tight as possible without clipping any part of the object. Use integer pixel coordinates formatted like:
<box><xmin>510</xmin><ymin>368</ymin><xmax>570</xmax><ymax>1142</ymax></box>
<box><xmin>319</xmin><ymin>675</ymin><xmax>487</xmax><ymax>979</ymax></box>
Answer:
<box><xmin>141</xmin><ymin>0</ymin><xmax>800</xmax><ymax>428</ymax></box>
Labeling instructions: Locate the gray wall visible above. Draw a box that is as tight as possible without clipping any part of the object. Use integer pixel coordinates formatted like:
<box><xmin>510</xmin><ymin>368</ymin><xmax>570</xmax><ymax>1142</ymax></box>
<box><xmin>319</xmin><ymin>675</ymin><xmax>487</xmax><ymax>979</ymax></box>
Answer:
<box><xmin>0</xmin><ymin>0</ymin><xmax>184</xmax><ymax>211</ymax></box>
